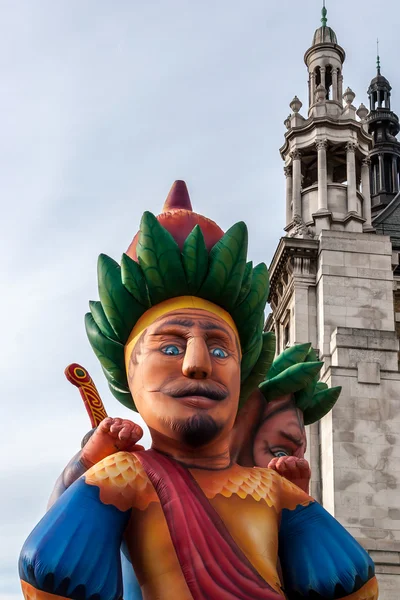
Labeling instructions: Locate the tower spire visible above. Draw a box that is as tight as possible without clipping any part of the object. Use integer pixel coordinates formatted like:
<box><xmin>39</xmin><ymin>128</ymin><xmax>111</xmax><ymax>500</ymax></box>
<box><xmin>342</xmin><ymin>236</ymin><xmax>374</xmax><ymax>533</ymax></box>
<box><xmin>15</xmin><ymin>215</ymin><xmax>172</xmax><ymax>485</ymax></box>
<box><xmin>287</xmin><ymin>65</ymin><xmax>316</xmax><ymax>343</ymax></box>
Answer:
<box><xmin>376</xmin><ymin>38</ymin><xmax>381</xmax><ymax>74</ymax></box>
<box><xmin>321</xmin><ymin>0</ymin><xmax>327</xmax><ymax>27</ymax></box>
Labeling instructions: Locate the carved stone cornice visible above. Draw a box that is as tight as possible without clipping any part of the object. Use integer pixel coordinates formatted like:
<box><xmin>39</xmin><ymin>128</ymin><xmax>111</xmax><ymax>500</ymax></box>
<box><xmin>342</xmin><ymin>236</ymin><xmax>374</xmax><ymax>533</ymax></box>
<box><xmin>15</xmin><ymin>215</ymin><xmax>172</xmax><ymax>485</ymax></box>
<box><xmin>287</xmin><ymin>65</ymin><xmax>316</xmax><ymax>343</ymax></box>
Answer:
<box><xmin>280</xmin><ymin>116</ymin><xmax>373</xmax><ymax>160</ymax></box>
<box><xmin>268</xmin><ymin>237</ymin><xmax>319</xmax><ymax>307</ymax></box>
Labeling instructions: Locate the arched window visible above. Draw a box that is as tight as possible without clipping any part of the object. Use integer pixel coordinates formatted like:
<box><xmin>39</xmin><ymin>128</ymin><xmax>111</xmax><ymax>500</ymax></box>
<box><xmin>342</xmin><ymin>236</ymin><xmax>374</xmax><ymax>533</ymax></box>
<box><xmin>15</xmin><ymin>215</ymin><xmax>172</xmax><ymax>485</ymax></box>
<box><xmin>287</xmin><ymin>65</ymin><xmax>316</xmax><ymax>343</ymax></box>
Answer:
<box><xmin>315</xmin><ymin>66</ymin><xmax>321</xmax><ymax>88</ymax></box>
<box><xmin>325</xmin><ymin>65</ymin><xmax>332</xmax><ymax>99</ymax></box>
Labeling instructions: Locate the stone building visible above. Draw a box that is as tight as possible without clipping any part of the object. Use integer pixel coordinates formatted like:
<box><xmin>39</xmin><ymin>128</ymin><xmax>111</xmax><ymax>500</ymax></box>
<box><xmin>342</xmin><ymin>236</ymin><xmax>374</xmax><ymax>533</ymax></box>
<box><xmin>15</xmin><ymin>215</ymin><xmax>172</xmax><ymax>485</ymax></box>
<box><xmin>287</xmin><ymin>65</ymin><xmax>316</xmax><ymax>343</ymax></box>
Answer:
<box><xmin>265</xmin><ymin>6</ymin><xmax>400</xmax><ymax>598</ymax></box>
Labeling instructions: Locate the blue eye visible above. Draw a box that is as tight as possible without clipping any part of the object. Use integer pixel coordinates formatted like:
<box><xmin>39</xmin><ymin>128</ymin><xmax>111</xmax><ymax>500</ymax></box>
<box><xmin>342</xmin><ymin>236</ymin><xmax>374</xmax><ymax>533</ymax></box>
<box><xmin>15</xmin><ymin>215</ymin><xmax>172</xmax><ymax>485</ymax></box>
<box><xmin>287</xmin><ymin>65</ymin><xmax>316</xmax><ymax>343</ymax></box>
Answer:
<box><xmin>210</xmin><ymin>348</ymin><xmax>228</xmax><ymax>358</ymax></box>
<box><xmin>162</xmin><ymin>345</ymin><xmax>181</xmax><ymax>356</ymax></box>
<box><xmin>272</xmin><ymin>450</ymin><xmax>290</xmax><ymax>458</ymax></box>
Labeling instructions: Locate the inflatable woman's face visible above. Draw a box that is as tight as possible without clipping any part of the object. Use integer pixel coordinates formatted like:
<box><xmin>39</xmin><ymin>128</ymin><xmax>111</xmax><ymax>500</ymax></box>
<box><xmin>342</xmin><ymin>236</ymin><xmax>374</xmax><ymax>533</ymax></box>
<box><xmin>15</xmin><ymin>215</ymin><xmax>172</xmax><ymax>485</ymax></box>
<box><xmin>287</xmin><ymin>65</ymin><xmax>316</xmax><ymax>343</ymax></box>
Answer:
<box><xmin>252</xmin><ymin>395</ymin><xmax>306</xmax><ymax>467</ymax></box>
<box><xmin>127</xmin><ymin>308</ymin><xmax>241</xmax><ymax>448</ymax></box>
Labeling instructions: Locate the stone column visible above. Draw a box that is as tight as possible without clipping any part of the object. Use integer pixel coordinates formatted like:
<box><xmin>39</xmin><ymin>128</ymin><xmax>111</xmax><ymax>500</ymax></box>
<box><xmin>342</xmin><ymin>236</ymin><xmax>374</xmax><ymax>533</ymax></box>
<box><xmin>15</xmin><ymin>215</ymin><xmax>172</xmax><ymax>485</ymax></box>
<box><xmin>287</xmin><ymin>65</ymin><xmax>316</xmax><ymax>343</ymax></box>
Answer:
<box><xmin>284</xmin><ymin>166</ymin><xmax>293</xmax><ymax>224</ymax></box>
<box><xmin>316</xmin><ymin>139</ymin><xmax>328</xmax><ymax>210</ymax></box>
<box><xmin>310</xmin><ymin>72</ymin><xmax>315</xmax><ymax>106</ymax></box>
<box><xmin>291</xmin><ymin>150</ymin><xmax>302</xmax><ymax>217</ymax></box>
<box><xmin>361</xmin><ymin>158</ymin><xmax>372</xmax><ymax>225</ymax></box>
<box><xmin>339</xmin><ymin>73</ymin><xmax>343</xmax><ymax>104</ymax></box>
<box><xmin>346</xmin><ymin>142</ymin><xmax>358</xmax><ymax>213</ymax></box>
<box><xmin>370</xmin><ymin>92</ymin><xmax>374</xmax><ymax>112</ymax></box>
<box><xmin>378</xmin><ymin>153</ymin><xmax>385</xmax><ymax>191</ymax></box>
<box><xmin>331</xmin><ymin>68</ymin><xmax>338</xmax><ymax>101</ymax></box>
<box><xmin>392</xmin><ymin>156</ymin><xmax>399</xmax><ymax>192</ymax></box>
<box><xmin>372</xmin><ymin>161</ymin><xmax>379</xmax><ymax>196</ymax></box>
<box><xmin>320</xmin><ymin>66</ymin><xmax>326</xmax><ymax>92</ymax></box>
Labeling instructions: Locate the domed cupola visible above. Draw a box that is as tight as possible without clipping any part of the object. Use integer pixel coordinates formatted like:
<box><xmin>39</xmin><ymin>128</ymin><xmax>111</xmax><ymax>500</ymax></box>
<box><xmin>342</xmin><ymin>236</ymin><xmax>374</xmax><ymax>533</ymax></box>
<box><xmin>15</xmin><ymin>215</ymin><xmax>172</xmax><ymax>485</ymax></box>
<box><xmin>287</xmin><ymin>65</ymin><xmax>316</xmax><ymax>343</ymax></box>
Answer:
<box><xmin>304</xmin><ymin>3</ymin><xmax>345</xmax><ymax>112</ymax></box>
<box><xmin>368</xmin><ymin>54</ymin><xmax>393</xmax><ymax>112</ymax></box>
<box><xmin>312</xmin><ymin>3</ymin><xmax>338</xmax><ymax>45</ymax></box>
<box><xmin>280</xmin><ymin>1</ymin><xmax>373</xmax><ymax>237</ymax></box>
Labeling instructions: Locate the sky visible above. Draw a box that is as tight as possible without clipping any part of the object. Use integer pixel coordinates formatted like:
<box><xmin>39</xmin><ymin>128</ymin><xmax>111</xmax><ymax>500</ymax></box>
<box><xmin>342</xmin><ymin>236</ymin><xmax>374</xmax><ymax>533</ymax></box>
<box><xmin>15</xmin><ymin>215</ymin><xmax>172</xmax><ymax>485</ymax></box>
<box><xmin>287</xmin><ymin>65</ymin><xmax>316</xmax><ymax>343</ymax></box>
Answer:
<box><xmin>1</xmin><ymin>0</ymin><xmax>399</xmax><ymax>597</ymax></box>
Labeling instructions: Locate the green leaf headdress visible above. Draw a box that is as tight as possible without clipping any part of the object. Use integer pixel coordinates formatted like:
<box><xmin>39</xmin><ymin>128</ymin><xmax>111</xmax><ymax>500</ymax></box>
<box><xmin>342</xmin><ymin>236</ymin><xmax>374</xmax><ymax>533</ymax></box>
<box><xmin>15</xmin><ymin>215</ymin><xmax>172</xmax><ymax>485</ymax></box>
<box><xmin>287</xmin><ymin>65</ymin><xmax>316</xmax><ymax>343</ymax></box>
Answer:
<box><xmin>259</xmin><ymin>343</ymin><xmax>341</xmax><ymax>424</ymax></box>
<box><xmin>85</xmin><ymin>181</ymin><xmax>275</xmax><ymax>412</ymax></box>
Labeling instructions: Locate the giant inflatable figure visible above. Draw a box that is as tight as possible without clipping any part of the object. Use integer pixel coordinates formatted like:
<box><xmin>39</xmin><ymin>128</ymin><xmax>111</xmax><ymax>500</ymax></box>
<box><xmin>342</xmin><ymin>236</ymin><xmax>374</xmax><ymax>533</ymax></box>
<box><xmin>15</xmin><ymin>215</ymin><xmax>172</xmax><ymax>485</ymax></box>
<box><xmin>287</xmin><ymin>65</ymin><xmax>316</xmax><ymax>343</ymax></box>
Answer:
<box><xmin>45</xmin><ymin>345</ymin><xmax>334</xmax><ymax>600</ymax></box>
<box><xmin>20</xmin><ymin>181</ymin><xmax>378</xmax><ymax>600</ymax></box>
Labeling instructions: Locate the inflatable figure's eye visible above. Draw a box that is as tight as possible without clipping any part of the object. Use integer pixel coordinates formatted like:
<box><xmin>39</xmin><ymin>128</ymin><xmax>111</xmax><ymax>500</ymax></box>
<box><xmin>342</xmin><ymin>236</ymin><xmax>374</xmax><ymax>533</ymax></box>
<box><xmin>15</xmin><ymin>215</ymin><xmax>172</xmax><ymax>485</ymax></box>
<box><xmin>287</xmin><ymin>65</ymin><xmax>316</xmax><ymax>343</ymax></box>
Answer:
<box><xmin>273</xmin><ymin>450</ymin><xmax>290</xmax><ymax>458</ymax></box>
<box><xmin>162</xmin><ymin>345</ymin><xmax>182</xmax><ymax>356</ymax></box>
<box><xmin>210</xmin><ymin>348</ymin><xmax>228</xmax><ymax>358</ymax></box>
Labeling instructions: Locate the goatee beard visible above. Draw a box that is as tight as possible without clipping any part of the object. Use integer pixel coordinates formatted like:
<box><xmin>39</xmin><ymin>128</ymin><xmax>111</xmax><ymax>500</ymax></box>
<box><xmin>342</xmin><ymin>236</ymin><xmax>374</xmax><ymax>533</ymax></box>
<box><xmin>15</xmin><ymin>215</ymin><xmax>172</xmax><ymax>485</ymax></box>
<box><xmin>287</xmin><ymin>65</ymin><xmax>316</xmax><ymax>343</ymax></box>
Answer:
<box><xmin>171</xmin><ymin>414</ymin><xmax>223</xmax><ymax>448</ymax></box>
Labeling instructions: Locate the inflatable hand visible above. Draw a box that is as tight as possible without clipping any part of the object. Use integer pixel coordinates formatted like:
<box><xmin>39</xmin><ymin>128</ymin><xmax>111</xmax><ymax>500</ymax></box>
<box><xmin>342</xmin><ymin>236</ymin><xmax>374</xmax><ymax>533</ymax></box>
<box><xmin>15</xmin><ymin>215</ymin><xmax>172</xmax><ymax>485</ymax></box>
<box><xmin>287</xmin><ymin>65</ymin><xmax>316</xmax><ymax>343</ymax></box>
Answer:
<box><xmin>81</xmin><ymin>417</ymin><xmax>144</xmax><ymax>468</ymax></box>
<box><xmin>268</xmin><ymin>455</ymin><xmax>311</xmax><ymax>493</ymax></box>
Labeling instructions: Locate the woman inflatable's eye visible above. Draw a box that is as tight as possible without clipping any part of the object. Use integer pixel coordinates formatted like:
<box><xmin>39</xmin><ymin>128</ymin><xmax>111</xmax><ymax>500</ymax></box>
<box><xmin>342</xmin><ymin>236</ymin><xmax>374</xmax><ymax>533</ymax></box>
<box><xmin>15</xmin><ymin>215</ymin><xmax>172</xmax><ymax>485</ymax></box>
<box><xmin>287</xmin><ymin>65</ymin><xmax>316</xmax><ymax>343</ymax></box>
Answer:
<box><xmin>162</xmin><ymin>345</ymin><xmax>182</xmax><ymax>356</ymax></box>
<box><xmin>272</xmin><ymin>450</ymin><xmax>290</xmax><ymax>458</ymax></box>
<box><xmin>210</xmin><ymin>348</ymin><xmax>228</xmax><ymax>358</ymax></box>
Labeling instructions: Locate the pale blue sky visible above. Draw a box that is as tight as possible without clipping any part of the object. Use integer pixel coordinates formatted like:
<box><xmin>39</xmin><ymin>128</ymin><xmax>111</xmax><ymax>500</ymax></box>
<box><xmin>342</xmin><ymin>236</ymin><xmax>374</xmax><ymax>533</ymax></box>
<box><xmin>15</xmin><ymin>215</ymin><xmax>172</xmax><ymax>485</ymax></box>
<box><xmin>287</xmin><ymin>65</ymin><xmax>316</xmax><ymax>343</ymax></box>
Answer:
<box><xmin>1</xmin><ymin>1</ymin><xmax>399</xmax><ymax>597</ymax></box>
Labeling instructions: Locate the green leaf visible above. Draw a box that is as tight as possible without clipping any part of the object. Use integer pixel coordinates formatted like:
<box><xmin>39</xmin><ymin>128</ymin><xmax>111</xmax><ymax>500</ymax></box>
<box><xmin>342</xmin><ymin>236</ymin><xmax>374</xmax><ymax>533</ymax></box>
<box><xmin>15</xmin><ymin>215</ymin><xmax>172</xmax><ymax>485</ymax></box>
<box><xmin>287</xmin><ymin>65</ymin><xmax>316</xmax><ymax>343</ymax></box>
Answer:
<box><xmin>199</xmin><ymin>222</ymin><xmax>248</xmax><ymax>310</ymax></box>
<box><xmin>98</xmin><ymin>254</ymin><xmax>146</xmax><ymax>343</ymax></box>
<box><xmin>266</xmin><ymin>343</ymin><xmax>311</xmax><ymax>380</ymax></box>
<box><xmin>232</xmin><ymin>263</ymin><xmax>269</xmax><ymax>344</ymax></box>
<box><xmin>295</xmin><ymin>346</ymin><xmax>320</xmax><ymax>409</ymax></box>
<box><xmin>121</xmin><ymin>253</ymin><xmax>150</xmax><ymax>308</ymax></box>
<box><xmin>107</xmin><ymin>382</ymin><xmax>136</xmax><ymax>411</ymax></box>
<box><xmin>85</xmin><ymin>313</ymin><xmax>128</xmax><ymax>389</ymax></box>
<box><xmin>100</xmin><ymin>365</ymin><xmax>129</xmax><ymax>394</ymax></box>
<box><xmin>259</xmin><ymin>361</ymin><xmax>324</xmax><ymax>401</ymax></box>
<box><xmin>89</xmin><ymin>301</ymin><xmax>119</xmax><ymax>342</ymax></box>
<box><xmin>182</xmin><ymin>225</ymin><xmax>209</xmax><ymax>294</ymax></box>
<box><xmin>241</xmin><ymin>330</ymin><xmax>263</xmax><ymax>383</ymax></box>
<box><xmin>136</xmin><ymin>211</ymin><xmax>188</xmax><ymax>305</ymax></box>
<box><xmin>239</xmin><ymin>331</ymin><xmax>276</xmax><ymax>407</ymax></box>
<box><xmin>306</xmin><ymin>347</ymin><xmax>318</xmax><ymax>362</ymax></box>
<box><xmin>303</xmin><ymin>386</ymin><xmax>342</xmax><ymax>425</ymax></box>
<box><xmin>236</xmin><ymin>261</ymin><xmax>253</xmax><ymax>306</ymax></box>
<box><xmin>315</xmin><ymin>381</ymin><xmax>328</xmax><ymax>393</ymax></box>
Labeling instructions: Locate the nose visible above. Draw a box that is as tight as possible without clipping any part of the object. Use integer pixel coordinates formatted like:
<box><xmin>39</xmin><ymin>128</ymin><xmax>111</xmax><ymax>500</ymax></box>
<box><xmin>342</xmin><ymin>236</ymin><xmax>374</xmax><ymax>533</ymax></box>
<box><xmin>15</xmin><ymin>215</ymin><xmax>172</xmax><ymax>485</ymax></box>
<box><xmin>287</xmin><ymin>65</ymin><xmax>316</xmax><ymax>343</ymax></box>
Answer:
<box><xmin>182</xmin><ymin>337</ymin><xmax>212</xmax><ymax>379</ymax></box>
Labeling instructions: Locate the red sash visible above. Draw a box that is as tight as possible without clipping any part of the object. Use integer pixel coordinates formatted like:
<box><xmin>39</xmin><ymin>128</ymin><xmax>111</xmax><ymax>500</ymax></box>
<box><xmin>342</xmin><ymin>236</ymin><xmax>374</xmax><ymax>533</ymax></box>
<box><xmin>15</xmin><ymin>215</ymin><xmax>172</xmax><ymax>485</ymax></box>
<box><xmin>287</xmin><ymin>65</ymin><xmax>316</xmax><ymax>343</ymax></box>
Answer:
<box><xmin>136</xmin><ymin>449</ymin><xmax>283</xmax><ymax>600</ymax></box>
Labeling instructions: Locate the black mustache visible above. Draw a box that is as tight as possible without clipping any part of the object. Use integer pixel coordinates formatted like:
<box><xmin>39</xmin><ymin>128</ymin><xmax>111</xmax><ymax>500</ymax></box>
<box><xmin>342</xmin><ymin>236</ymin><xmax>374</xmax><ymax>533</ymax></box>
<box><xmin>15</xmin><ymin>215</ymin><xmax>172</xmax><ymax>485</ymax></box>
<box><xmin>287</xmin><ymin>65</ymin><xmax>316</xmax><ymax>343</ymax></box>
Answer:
<box><xmin>161</xmin><ymin>382</ymin><xmax>228</xmax><ymax>401</ymax></box>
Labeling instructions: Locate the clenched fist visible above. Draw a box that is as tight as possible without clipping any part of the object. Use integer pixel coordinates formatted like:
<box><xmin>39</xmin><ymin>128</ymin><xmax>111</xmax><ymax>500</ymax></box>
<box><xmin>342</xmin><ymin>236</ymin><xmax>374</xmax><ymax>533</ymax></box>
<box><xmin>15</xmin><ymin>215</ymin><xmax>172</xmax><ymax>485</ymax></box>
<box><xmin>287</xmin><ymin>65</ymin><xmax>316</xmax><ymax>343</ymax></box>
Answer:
<box><xmin>268</xmin><ymin>455</ymin><xmax>311</xmax><ymax>494</ymax></box>
<box><xmin>81</xmin><ymin>417</ymin><xmax>144</xmax><ymax>468</ymax></box>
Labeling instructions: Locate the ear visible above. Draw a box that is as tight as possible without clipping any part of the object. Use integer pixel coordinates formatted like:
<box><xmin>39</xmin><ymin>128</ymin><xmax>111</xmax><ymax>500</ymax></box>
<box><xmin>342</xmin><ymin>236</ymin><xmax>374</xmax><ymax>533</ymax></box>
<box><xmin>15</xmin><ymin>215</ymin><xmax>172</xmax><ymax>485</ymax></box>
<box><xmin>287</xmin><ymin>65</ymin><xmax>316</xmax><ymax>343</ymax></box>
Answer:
<box><xmin>230</xmin><ymin>389</ymin><xmax>264</xmax><ymax>465</ymax></box>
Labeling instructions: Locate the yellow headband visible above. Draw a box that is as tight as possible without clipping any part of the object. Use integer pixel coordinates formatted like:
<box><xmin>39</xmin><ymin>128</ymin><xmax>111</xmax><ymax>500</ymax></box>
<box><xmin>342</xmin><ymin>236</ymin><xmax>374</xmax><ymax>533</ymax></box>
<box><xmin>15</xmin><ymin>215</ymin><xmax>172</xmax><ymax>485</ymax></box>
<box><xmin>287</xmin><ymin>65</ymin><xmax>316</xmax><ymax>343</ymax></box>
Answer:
<box><xmin>124</xmin><ymin>296</ymin><xmax>240</xmax><ymax>372</ymax></box>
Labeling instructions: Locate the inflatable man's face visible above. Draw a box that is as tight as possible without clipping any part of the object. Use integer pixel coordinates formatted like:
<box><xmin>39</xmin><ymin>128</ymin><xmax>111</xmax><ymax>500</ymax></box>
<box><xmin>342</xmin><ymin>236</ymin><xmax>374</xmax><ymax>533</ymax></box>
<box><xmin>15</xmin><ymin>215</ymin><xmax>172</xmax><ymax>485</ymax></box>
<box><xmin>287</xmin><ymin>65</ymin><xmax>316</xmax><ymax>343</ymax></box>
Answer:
<box><xmin>127</xmin><ymin>307</ymin><xmax>241</xmax><ymax>447</ymax></box>
<box><xmin>252</xmin><ymin>394</ymin><xmax>307</xmax><ymax>467</ymax></box>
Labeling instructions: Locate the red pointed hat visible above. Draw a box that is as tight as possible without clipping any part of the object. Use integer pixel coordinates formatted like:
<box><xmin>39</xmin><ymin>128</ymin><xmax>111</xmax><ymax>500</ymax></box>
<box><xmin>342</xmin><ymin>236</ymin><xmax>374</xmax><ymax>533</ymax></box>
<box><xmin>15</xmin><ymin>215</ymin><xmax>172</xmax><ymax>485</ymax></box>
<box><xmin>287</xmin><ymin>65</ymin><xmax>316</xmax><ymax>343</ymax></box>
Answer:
<box><xmin>126</xmin><ymin>180</ymin><xmax>224</xmax><ymax>261</ymax></box>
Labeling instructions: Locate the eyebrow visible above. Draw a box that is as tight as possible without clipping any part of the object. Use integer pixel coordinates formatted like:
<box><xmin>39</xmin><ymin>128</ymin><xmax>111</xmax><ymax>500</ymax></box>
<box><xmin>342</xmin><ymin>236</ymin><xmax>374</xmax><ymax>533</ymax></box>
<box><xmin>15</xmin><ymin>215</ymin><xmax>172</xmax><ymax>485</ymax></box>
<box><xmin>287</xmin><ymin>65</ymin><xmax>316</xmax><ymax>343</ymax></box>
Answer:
<box><xmin>151</xmin><ymin>314</ymin><xmax>241</xmax><ymax>356</ymax></box>
<box><xmin>157</xmin><ymin>318</ymin><xmax>195</xmax><ymax>328</ymax></box>
<box><xmin>152</xmin><ymin>317</ymin><xmax>232</xmax><ymax>338</ymax></box>
<box><xmin>278</xmin><ymin>430</ymin><xmax>304</xmax><ymax>447</ymax></box>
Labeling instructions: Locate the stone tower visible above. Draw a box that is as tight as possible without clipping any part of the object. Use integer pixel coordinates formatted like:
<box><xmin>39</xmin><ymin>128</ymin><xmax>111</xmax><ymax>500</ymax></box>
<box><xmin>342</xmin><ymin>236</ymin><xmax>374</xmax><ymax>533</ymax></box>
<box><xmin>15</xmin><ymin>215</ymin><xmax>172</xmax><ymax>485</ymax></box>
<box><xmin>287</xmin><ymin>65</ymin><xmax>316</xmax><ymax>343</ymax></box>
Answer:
<box><xmin>367</xmin><ymin>55</ymin><xmax>400</xmax><ymax>218</ymax></box>
<box><xmin>281</xmin><ymin>4</ymin><xmax>373</xmax><ymax>238</ymax></box>
<box><xmin>266</xmin><ymin>7</ymin><xmax>400</xmax><ymax>598</ymax></box>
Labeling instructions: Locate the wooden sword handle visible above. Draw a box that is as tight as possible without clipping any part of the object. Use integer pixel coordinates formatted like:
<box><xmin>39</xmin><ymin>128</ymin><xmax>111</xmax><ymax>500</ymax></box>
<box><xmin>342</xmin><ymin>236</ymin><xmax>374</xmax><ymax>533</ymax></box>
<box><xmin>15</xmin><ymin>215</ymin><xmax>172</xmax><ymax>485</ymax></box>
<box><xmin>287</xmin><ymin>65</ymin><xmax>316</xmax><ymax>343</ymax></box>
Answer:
<box><xmin>64</xmin><ymin>363</ymin><xmax>108</xmax><ymax>427</ymax></box>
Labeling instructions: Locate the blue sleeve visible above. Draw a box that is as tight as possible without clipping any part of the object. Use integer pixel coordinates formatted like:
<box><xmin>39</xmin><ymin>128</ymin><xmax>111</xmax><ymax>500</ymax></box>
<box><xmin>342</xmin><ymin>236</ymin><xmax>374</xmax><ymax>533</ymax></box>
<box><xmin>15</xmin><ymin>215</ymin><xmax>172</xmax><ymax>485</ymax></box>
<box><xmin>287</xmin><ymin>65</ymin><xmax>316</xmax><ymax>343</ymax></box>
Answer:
<box><xmin>19</xmin><ymin>477</ymin><xmax>131</xmax><ymax>600</ymax></box>
<box><xmin>279</xmin><ymin>501</ymin><xmax>375</xmax><ymax>599</ymax></box>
